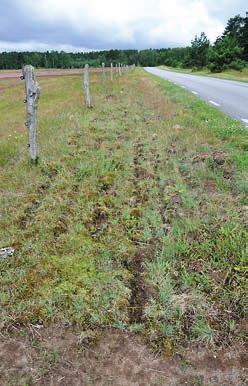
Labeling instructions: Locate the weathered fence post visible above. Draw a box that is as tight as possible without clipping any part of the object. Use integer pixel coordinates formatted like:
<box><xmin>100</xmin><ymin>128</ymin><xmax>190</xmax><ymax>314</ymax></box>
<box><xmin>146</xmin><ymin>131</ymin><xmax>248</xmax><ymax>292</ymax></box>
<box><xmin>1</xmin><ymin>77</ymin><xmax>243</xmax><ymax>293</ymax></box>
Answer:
<box><xmin>22</xmin><ymin>65</ymin><xmax>40</xmax><ymax>163</ymax></box>
<box><xmin>83</xmin><ymin>64</ymin><xmax>92</xmax><ymax>108</ymax></box>
<box><xmin>118</xmin><ymin>63</ymin><xmax>122</xmax><ymax>76</ymax></box>
<box><xmin>101</xmin><ymin>62</ymin><xmax>106</xmax><ymax>88</ymax></box>
<box><xmin>116</xmin><ymin>63</ymin><xmax>118</xmax><ymax>74</ymax></box>
<box><xmin>110</xmin><ymin>62</ymin><xmax>113</xmax><ymax>82</ymax></box>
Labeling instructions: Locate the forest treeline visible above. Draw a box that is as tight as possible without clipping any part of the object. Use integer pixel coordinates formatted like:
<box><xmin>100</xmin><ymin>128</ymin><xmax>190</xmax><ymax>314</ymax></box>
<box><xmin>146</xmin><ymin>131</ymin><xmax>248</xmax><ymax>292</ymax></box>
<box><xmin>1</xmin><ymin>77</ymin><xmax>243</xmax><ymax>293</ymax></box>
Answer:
<box><xmin>0</xmin><ymin>12</ymin><xmax>247</xmax><ymax>72</ymax></box>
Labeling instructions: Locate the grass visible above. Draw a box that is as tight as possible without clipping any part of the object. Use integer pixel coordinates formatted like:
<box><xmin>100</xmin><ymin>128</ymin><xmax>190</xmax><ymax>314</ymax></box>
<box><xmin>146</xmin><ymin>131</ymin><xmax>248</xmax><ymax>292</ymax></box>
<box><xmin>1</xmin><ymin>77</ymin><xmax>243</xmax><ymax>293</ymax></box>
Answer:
<box><xmin>159</xmin><ymin>65</ymin><xmax>248</xmax><ymax>82</ymax></box>
<box><xmin>0</xmin><ymin>68</ymin><xmax>247</xmax><ymax>352</ymax></box>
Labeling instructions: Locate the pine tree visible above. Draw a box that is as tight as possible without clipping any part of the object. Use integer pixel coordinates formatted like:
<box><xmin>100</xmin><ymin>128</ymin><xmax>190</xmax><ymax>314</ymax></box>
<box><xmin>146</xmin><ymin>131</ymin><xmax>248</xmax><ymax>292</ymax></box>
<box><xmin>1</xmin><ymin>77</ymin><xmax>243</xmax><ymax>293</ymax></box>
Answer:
<box><xmin>222</xmin><ymin>14</ymin><xmax>244</xmax><ymax>41</ymax></box>
<box><xmin>240</xmin><ymin>12</ymin><xmax>248</xmax><ymax>61</ymax></box>
<box><xmin>190</xmin><ymin>32</ymin><xmax>210</xmax><ymax>69</ymax></box>
<box><xmin>208</xmin><ymin>36</ymin><xmax>244</xmax><ymax>72</ymax></box>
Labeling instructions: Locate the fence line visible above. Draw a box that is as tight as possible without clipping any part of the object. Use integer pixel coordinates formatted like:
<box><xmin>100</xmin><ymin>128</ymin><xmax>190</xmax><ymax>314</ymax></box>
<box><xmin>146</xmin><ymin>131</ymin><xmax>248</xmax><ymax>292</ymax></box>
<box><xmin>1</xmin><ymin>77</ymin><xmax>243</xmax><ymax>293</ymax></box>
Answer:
<box><xmin>20</xmin><ymin>63</ymin><xmax>135</xmax><ymax>160</ymax></box>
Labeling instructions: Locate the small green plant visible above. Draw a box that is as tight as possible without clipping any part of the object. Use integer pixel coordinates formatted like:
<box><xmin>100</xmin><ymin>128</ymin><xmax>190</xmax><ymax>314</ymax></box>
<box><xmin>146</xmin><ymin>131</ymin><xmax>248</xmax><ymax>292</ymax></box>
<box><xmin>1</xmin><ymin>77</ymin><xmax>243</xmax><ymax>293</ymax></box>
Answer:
<box><xmin>191</xmin><ymin>318</ymin><xmax>214</xmax><ymax>344</ymax></box>
<box><xmin>46</xmin><ymin>349</ymin><xmax>60</xmax><ymax>364</ymax></box>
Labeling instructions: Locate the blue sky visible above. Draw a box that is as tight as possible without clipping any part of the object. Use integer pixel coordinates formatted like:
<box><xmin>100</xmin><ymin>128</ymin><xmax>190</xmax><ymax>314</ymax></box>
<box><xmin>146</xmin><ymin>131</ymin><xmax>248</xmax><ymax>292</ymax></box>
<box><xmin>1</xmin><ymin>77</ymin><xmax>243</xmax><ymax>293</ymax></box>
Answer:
<box><xmin>0</xmin><ymin>0</ymin><xmax>247</xmax><ymax>52</ymax></box>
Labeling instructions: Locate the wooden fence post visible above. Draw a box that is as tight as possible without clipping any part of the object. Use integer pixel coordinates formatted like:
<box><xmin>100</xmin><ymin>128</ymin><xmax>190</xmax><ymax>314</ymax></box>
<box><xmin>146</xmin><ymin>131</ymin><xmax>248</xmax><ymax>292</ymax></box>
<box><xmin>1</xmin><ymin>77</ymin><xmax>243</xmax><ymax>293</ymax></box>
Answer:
<box><xmin>101</xmin><ymin>62</ymin><xmax>106</xmax><ymax>87</ymax></box>
<box><xmin>83</xmin><ymin>64</ymin><xmax>92</xmax><ymax>107</ymax></box>
<box><xmin>22</xmin><ymin>65</ymin><xmax>40</xmax><ymax>163</ymax></box>
<box><xmin>118</xmin><ymin>63</ymin><xmax>122</xmax><ymax>76</ymax></box>
<box><xmin>110</xmin><ymin>62</ymin><xmax>113</xmax><ymax>82</ymax></box>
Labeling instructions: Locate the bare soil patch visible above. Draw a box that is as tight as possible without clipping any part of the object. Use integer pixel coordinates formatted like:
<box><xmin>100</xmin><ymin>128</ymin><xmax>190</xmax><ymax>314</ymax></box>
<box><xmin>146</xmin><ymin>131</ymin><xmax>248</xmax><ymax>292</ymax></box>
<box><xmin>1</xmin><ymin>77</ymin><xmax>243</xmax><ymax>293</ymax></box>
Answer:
<box><xmin>0</xmin><ymin>326</ymin><xmax>247</xmax><ymax>385</ymax></box>
<box><xmin>193</xmin><ymin>151</ymin><xmax>227</xmax><ymax>166</ymax></box>
<box><xmin>0</xmin><ymin>68</ymin><xmax>103</xmax><ymax>81</ymax></box>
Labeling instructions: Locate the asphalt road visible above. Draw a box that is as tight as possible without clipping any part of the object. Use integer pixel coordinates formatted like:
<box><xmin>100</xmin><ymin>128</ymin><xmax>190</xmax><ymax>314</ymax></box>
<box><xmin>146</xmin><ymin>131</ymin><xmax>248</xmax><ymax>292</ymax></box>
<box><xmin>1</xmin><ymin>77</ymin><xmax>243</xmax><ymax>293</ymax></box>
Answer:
<box><xmin>144</xmin><ymin>67</ymin><xmax>248</xmax><ymax>127</ymax></box>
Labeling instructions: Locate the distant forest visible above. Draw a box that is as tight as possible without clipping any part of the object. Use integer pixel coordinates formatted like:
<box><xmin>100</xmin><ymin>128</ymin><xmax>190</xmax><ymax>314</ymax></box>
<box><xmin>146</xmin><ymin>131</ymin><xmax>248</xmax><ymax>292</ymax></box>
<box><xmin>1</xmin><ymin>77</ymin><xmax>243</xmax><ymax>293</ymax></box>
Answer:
<box><xmin>0</xmin><ymin>12</ymin><xmax>247</xmax><ymax>73</ymax></box>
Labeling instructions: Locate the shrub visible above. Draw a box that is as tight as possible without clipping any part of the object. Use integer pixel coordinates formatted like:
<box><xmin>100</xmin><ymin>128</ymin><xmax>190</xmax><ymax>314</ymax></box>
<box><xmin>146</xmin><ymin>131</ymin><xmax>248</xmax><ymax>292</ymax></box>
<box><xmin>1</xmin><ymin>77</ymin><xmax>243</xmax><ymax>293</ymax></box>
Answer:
<box><xmin>229</xmin><ymin>59</ymin><xmax>246</xmax><ymax>71</ymax></box>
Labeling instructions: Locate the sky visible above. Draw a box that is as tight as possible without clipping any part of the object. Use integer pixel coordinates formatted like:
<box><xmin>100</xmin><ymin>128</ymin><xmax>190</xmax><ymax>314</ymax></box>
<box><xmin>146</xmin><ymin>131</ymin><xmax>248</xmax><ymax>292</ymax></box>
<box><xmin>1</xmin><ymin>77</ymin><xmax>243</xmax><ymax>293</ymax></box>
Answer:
<box><xmin>0</xmin><ymin>0</ymin><xmax>247</xmax><ymax>52</ymax></box>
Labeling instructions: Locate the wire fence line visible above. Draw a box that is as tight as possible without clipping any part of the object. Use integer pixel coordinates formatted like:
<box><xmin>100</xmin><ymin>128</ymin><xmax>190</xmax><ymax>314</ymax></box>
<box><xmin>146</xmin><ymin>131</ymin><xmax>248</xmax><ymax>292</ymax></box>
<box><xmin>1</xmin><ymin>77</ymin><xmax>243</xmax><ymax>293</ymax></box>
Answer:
<box><xmin>20</xmin><ymin>63</ymin><xmax>136</xmax><ymax>163</ymax></box>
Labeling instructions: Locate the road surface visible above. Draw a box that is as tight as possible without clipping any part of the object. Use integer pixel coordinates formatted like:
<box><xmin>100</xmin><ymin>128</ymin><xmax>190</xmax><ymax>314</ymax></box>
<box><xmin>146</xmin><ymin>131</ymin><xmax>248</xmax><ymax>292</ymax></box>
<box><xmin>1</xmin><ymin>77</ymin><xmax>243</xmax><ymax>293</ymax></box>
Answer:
<box><xmin>144</xmin><ymin>67</ymin><xmax>248</xmax><ymax>126</ymax></box>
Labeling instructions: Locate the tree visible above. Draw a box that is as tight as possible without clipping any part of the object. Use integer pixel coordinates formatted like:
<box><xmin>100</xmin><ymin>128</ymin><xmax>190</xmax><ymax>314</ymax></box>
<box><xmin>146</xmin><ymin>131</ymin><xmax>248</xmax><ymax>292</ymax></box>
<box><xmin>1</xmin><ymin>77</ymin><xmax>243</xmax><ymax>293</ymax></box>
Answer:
<box><xmin>240</xmin><ymin>12</ymin><xmax>248</xmax><ymax>61</ymax></box>
<box><xmin>222</xmin><ymin>14</ymin><xmax>244</xmax><ymax>41</ymax></box>
<box><xmin>212</xmin><ymin>13</ymin><xmax>247</xmax><ymax>69</ymax></box>
<box><xmin>138</xmin><ymin>49</ymin><xmax>158</xmax><ymax>66</ymax></box>
<box><xmin>190</xmin><ymin>32</ymin><xmax>210</xmax><ymax>69</ymax></box>
<box><xmin>208</xmin><ymin>36</ymin><xmax>244</xmax><ymax>72</ymax></box>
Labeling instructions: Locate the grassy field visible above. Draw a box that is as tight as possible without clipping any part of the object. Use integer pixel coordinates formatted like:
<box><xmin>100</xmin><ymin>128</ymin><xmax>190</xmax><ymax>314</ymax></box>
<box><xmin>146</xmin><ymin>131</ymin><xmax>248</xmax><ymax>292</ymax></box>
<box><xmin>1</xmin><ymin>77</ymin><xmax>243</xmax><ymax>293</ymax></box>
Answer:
<box><xmin>159</xmin><ymin>65</ymin><xmax>248</xmax><ymax>82</ymax></box>
<box><xmin>0</xmin><ymin>68</ymin><xmax>247</xmax><ymax>384</ymax></box>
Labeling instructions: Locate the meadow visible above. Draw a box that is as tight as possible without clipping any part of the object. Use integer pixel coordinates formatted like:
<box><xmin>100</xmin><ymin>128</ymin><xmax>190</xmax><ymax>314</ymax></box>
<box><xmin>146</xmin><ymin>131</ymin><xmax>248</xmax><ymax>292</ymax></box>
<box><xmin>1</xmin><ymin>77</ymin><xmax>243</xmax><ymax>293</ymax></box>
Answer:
<box><xmin>0</xmin><ymin>68</ymin><xmax>247</xmax><ymax>384</ymax></box>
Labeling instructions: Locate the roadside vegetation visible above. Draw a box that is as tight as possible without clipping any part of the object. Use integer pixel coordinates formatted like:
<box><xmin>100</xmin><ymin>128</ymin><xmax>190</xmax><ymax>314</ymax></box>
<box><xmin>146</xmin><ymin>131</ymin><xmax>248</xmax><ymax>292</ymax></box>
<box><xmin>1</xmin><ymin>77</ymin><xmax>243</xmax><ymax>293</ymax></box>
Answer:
<box><xmin>1</xmin><ymin>68</ymin><xmax>247</xmax><ymax>359</ymax></box>
<box><xmin>159</xmin><ymin>65</ymin><xmax>248</xmax><ymax>82</ymax></box>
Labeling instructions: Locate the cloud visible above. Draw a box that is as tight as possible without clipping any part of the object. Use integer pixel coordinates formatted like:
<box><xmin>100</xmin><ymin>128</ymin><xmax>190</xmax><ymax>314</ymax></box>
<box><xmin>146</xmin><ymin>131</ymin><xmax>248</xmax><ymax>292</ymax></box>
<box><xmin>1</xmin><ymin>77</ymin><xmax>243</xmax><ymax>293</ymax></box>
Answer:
<box><xmin>0</xmin><ymin>40</ymin><xmax>91</xmax><ymax>53</ymax></box>
<box><xmin>0</xmin><ymin>0</ymin><xmax>247</xmax><ymax>51</ymax></box>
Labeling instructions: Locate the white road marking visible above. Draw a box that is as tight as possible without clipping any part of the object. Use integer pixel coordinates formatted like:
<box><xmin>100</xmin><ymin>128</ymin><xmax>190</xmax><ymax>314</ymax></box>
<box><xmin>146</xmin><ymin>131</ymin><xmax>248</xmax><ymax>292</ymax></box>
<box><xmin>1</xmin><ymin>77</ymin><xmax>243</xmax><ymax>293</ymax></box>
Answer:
<box><xmin>209</xmin><ymin>100</ymin><xmax>220</xmax><ymax>107</ymax></box>
<box><xmin>191</xmin><ymin>91</ymin><xmax>198</xmax><ymax>95</ymax></box>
